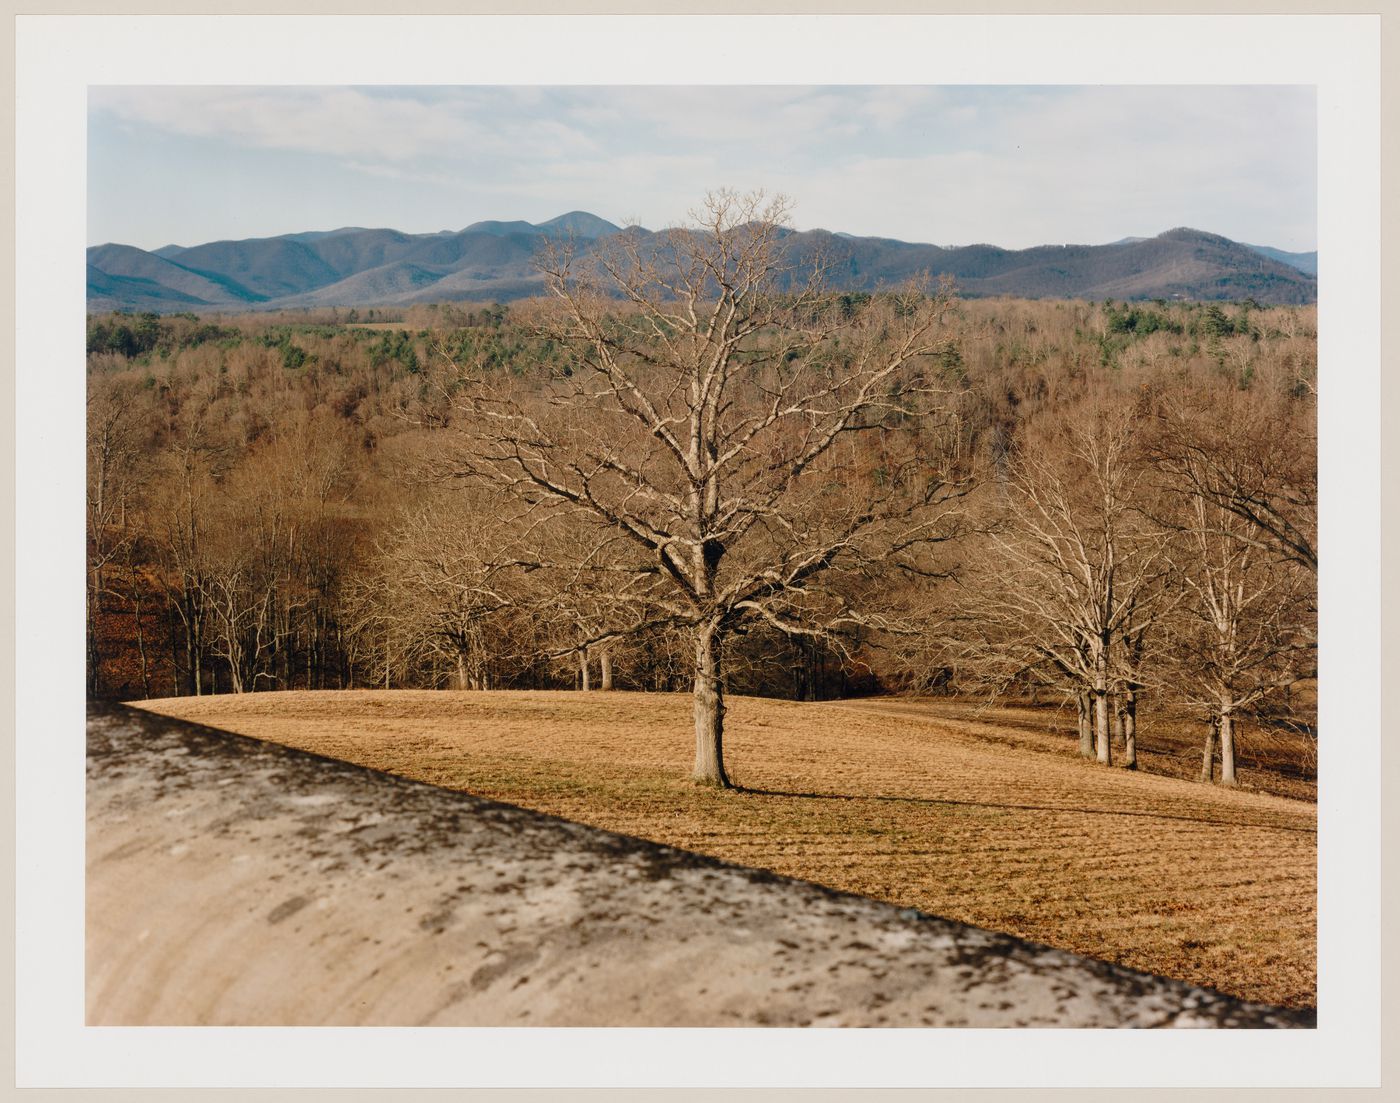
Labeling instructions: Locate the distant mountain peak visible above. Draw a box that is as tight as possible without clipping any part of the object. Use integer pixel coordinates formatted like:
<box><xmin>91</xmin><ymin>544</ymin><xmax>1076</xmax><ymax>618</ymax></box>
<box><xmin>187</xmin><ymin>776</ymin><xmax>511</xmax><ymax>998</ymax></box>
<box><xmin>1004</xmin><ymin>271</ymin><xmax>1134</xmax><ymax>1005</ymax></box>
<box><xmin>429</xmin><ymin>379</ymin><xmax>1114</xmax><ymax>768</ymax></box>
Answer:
<box><xmin>534</xmin><ymin>211</ymin><xmax>621</xmax><ymax>239</ymax></box>
<box><xmin>462</xmin><ymin>219</ymin><xmax>538</xmax><ymax>237</ymax></box>
<box><xmin>1157</xmin><ymin>227</ymin><xmax>1234</xmax><ymax>246</ymax></box>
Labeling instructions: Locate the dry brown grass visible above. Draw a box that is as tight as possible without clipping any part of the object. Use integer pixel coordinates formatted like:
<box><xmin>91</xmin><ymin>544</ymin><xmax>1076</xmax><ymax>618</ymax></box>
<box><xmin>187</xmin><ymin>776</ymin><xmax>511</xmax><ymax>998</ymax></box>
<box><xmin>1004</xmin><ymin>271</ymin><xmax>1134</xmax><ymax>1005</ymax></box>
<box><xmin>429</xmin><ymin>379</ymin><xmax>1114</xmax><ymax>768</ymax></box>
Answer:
<box><xmin>129</xmin><ymin>689</ymin><xmax>1316</xmax><ymax>1009</ymax></box>
<box><xmin>888</xmin><ymin>694</ymin><xmax>1318</xmax><ymax>802</ymax></box>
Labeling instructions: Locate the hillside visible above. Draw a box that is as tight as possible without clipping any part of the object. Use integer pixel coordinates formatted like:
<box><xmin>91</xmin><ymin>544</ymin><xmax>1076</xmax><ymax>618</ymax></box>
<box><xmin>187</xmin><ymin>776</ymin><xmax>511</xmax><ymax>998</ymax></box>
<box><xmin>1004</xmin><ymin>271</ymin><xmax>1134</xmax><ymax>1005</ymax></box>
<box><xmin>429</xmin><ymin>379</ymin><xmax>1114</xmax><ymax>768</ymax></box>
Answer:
<box><xmin>89</xmin><ymin>701</ymin><xmax>1311</xmax><ymax>1028</ymax></box>
<box><xmin>88</xmin><ymin>216</ymin><xmax>1317</xmax><ymax>312</ymax></box>
<box><xmin>130</xmin><ymin>689</ymin><xmax>1318</xmax><ymax>1008</ymax></box>
<box><xmin>1245</xmin><ymin>243</ymin><xmax>1318</xmax><ymax>277</ymax></box>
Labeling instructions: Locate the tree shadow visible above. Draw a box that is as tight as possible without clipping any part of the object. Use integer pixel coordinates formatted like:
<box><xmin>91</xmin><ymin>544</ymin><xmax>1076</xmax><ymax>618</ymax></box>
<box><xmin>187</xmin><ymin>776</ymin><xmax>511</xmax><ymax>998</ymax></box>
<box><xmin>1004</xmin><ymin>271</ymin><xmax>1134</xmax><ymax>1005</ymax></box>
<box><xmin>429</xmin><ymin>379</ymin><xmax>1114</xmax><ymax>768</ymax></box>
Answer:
<box><xmin>732</xmin><ymin>785</ymin><xmax>1316</xmax><ymax>835</ymax></box>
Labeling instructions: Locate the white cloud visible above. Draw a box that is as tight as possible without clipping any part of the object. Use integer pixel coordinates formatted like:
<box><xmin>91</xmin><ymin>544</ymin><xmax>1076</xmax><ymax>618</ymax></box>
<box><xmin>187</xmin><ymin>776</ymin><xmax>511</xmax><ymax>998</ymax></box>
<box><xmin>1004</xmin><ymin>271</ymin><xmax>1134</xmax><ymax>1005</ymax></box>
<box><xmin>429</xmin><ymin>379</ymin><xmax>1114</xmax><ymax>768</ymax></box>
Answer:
<box><xmin>91</xmin><ymin>85</ymin><xmax>600</xmax><ymax>165</ymax></box>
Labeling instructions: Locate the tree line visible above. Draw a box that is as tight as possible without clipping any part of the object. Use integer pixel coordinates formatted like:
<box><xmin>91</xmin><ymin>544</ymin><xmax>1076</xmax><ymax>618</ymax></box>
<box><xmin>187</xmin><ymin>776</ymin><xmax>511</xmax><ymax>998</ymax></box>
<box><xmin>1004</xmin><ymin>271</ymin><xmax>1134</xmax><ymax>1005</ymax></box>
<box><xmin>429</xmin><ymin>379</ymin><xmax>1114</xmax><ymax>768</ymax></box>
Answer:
<box><xmin>87</xmin><ymin>192</ymin><xmax>1317</xmax><ymax>789</ymax></box>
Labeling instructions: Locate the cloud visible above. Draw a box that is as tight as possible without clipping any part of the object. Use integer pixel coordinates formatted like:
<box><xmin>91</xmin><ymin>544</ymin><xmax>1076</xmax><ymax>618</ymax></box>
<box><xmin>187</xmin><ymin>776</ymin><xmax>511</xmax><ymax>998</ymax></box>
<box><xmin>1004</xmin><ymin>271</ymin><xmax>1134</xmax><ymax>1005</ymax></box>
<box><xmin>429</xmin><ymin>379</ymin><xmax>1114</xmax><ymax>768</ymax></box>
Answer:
<box><xmin>90</xmin><ymin>85</ymin><xmax>600</xmax><ymax>165</ymax></box>
<box><xmin>553</xmin><ymin>86</ymin><xmax>858</xmax><ymax>161</ymax></box>
<box><xmin>766</xmin><ymin>86</ymin><xmax>1316</xmax><ymax>247</ymax></box>
<box><xmin>852</xmin><ymin>85</ymin><xmax>949</xmax><ymax>130</ymax></box>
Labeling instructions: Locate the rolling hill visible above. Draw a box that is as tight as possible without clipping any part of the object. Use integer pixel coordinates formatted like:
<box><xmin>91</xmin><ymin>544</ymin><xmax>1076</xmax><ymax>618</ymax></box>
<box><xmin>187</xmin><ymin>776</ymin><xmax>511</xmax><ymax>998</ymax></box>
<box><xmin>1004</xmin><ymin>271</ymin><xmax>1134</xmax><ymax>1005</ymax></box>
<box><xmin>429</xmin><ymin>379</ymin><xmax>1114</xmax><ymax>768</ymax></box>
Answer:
<box><xmin>127</xmin><ymin>688</ymin><xmax>1318</xmax><ymax>1009</ymax></box>
<box><xmin>88</xmin><ymin>214</ymin><xmax>1317</xmax><ymax>313</ymax></box>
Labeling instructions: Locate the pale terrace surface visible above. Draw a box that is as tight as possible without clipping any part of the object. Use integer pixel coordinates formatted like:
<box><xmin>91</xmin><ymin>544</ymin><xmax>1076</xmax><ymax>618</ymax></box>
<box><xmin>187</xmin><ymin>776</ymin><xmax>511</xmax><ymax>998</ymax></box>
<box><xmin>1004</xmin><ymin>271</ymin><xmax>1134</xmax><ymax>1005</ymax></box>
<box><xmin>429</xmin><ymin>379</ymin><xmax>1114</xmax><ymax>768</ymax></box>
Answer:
<box><xmin>88</xmin><ymin>702</ymin><xmax>1311</xmax><ymax>1027</ymax></box>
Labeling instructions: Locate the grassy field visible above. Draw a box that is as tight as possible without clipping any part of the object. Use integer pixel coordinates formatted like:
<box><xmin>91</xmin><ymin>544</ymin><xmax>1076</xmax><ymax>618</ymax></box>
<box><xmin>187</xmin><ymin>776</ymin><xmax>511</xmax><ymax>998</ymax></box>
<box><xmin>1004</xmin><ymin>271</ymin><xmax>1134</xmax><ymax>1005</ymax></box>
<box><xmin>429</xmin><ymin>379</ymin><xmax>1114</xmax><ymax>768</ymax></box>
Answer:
<box><xmin>129</xmin><ymin>689</ymin><xmax>1317</xmax><ymax>1009</ymax></box>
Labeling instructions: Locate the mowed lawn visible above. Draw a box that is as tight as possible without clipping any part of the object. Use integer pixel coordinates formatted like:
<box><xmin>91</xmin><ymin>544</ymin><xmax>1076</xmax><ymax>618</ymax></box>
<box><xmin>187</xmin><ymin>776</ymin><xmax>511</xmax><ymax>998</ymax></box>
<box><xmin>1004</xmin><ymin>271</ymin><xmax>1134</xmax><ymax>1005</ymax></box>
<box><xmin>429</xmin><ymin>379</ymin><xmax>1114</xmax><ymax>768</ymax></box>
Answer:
<box><xmin>129</xmin><ymin>689</ymin><xmax>1317</xmax><ymax>1009</ymax></box>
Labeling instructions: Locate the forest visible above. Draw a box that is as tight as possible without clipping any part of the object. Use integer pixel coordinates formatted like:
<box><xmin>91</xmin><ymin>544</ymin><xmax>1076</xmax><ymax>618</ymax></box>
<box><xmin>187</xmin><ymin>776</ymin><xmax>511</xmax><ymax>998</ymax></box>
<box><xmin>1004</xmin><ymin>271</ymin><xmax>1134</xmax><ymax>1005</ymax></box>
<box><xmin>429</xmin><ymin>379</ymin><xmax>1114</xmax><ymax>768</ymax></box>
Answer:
<box><xmin>86</xmin><ymin>194</ymin><xmax>1318</xmax><ymax>791</ymax></box>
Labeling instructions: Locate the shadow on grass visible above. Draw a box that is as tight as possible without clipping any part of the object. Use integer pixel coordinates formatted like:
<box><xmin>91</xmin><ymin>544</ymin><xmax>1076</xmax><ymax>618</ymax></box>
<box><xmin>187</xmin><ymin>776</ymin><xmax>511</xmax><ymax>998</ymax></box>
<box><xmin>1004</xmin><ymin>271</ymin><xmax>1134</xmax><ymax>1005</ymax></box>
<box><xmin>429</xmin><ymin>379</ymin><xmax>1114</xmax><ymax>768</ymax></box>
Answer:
<box><xmin>732</xmin><ymin>786</ymin><xmax>1316</xmax><ymax>835</ymax></box>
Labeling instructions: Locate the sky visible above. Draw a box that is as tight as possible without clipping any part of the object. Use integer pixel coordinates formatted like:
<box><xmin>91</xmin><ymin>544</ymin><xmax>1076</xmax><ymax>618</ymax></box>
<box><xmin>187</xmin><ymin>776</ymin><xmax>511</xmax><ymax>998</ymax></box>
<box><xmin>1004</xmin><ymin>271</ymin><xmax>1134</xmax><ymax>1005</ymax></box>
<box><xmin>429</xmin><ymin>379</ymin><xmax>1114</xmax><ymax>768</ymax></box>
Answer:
<box><xmin>88</xmin><ymin>85</ymin><xmax>1317</xmax><ymax>253</ymax></box>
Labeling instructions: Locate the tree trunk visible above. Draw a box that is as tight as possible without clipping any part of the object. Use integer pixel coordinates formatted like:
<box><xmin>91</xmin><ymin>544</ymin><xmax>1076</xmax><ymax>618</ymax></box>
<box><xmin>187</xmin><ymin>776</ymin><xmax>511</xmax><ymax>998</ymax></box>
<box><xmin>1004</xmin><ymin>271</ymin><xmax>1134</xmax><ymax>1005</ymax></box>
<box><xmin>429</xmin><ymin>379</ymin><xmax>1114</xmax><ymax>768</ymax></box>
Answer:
<box><xmin>167</xmin><ymin>607</ymin><xmax>181</xmax><ymax>697</ymax></box>
<box><xmin>132</xmin><ymin>588</ymin><xmax>152</xmax><ymax>700</ymax></box>
<box><xmin>599</xmin><ymin>649</ymin><xmax>613</xmax><ymax>691</ymax></box>
<box><xmin>579</xmin><ymin>649</ymin><xmax>591</xmax><ymax>691</ymax></box>
<box><xmin>1094</xmin><ymin>689</ymin><xmax>1112</xmax><ymax>765</ymax></box>
<box><xmin>192</xmin><ymin>590</ymin><xmax>206</xmax><ymax>696</ymax></box>
<box><xmin>1076</xmin><ymin>690</ymin><xmax>1094</xmax><ymax>758</ymax></box>
<box><xmin>692</xmin><ymin>625</ymin><xmax>731</xmax><ymax>788</ymax></box>
<box><xmin>1200</xmin><ymin>716</ymin><xmax>1218</xmax><ymax>783</ymax></box>
<box><xmin>87</xmin><ymin>608</ymin><xmax>102</xmax><ymax>696</ymax></box>
<box><xmin>1219</xmin><ymin>712</ymin><xmax>1237</xmax><ymax>787</ymax></box>
<box><xmin>1091</xmin><ymin>641</ymin><xmax>1112</xmax><ymax>765</ymax></box>
<box><xmin>1121</xmin><ymin>689</ymin><xmax>1137</xmax><ymax>770</ymax></box>
<box><xmin>184</xmin><ymin>604</ymin><xmax>203</xmax><ymax>696</ymax></box>
<box><xmin>88</xmin><ymin>565</ymin><xmax>105</xmax><ymax>696</ymax></box>
<box><xmin>457</xmin><ymin>651</ymin><xmax>469</xmax><ymax>691</ymax></box>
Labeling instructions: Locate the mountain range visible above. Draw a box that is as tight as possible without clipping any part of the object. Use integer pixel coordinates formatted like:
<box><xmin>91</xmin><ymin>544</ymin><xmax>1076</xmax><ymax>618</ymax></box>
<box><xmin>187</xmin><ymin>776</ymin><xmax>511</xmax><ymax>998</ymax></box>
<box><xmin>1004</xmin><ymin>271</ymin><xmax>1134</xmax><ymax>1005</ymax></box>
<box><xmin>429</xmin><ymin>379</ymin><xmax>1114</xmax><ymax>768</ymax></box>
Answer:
<box><xmin>87</xmin><ymin>213</ymin><xmax>1317</xmax><ymax>313</ymax></box>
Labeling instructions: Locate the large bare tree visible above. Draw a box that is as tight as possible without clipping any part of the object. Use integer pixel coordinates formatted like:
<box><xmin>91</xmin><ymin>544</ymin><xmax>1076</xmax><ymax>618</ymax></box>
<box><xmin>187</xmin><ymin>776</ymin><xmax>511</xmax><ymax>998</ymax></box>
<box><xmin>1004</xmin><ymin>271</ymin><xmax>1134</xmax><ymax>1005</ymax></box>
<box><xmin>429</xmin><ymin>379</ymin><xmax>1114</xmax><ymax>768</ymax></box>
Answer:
<box><xmin>446</xmin><ymin>190</ymin><xmax>969</xmax><ymax>786</ymax></box>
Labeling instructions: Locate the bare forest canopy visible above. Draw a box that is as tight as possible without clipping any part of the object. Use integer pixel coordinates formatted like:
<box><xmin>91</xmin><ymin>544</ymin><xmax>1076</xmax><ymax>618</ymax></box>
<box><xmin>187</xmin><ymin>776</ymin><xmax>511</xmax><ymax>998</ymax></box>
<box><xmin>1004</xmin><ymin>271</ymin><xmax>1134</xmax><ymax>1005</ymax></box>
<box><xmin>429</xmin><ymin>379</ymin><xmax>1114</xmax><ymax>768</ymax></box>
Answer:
<box><xmin>87</xmin><ymin>195</ymin><xmax>1317</xmax><ymax>792</ymax></box>
<box><xmin>88</xmin><ymin>215</ymin><xmax>1317</xmax><ymax>314</ymax></box>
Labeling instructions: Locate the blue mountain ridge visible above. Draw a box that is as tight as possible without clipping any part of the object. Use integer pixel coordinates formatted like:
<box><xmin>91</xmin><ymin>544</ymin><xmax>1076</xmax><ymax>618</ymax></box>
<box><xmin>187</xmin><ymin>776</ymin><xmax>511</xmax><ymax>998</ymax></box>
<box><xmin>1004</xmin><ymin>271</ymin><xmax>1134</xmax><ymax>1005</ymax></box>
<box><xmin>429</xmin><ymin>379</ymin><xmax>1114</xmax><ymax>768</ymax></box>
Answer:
<box><xmin>87</xmin><ymin>216</ymin><xmax>1317</xmax><ymax>313</ymax></box>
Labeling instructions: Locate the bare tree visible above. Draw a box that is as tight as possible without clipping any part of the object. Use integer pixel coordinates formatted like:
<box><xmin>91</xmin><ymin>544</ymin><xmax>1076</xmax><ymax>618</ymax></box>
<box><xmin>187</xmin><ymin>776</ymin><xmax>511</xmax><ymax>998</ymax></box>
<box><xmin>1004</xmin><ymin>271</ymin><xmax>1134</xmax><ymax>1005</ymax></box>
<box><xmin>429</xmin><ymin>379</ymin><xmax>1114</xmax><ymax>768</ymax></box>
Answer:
<box><xmin>444</xmin><ymin>190</ymin><xmax>969</xmax><ymax>786</ymax></box>
<box><xmin>147</xmin><ymin>408</ymin><xmax>221</xmax><ymax>696</ymax></box>
<box><xmin>516</xmin><ymin>506</ymin><xmax>656</xmax><ymax>691</ymax></box>
<box><xmin>1162</xmin><ymin>486</ymin><xmax>1312</xmax><ymax>786</ymax></box>
<box><xmin>370</xmin><ymin>488</ymin><xmax>555</xmax><ymax>690</ymax></box>
<box><xmin>164</xmin><ymin>415</ymin><xmax>356</xmax><ymax>695</ymax></box>
<box><xmin>1151</xmin><ymin>386</ymin><xmax>1317</xmax><ymax>576</ymax></box>
<box><xmin>961</xmin><ymin>400</ymin><xmax>1166</xmax><ymax>765</ymax></box>
<box><xmin>1145</xmin><ymin>383</ymin><xmax>1316</xmax><ymax>785</ymax></box>
<box><xmin>202</xmin><ymin>554</ymin><xmax>277</xmax><ymax>694</ymax></box>
<box><xmin>87</xmin><ymin>386</ymin><xmax>144</xmax><ymax>693</ymax></box>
